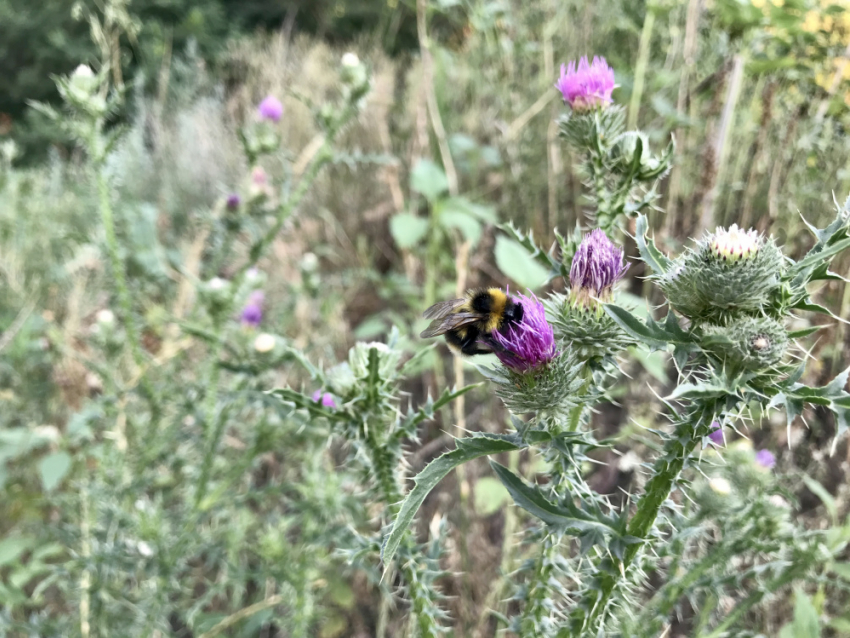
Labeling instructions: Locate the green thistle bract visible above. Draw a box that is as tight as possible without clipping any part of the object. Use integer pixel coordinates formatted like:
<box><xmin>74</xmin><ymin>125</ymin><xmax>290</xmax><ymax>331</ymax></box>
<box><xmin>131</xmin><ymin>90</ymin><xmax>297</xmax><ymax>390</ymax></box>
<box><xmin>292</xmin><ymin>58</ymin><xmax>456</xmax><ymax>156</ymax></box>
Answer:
<box><xmin>546</xmin><ymin>293</ymin><xmax>634</xmax><ymax>360</ymax></box>
<box><xmin>701</xmin><ymin>315</ymin><xmax>788</xmax><ymax>370</ymax></box>
<box><xmin>660</xmin><ymin>226</ymin><xmax>784</xmax><ymax>321</ymax></box>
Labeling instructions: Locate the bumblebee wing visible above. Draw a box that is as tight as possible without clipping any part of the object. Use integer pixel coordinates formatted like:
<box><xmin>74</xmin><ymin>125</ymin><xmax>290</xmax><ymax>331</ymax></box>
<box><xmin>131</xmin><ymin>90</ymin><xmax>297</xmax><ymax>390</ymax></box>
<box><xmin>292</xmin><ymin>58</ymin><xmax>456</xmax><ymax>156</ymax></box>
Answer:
<box><xmin>423</xmin><ymin>298</ymin><xmax>467</xmax><ymax>320</ymax></box>
<box><xmin>420</xmin><ymin>312</ymin><xmax>483</xmax><ymax>338</ymax></box>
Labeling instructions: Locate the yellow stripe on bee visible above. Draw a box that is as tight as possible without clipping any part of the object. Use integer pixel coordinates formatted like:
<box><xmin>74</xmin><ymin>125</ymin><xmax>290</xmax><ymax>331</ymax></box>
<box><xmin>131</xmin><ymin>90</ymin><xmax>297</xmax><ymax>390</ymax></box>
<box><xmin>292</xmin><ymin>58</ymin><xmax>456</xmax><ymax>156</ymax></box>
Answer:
<box><xmin>485</xmin><ymin>287</ymin><xmax>507</xmax><ymax>332</ymax></box>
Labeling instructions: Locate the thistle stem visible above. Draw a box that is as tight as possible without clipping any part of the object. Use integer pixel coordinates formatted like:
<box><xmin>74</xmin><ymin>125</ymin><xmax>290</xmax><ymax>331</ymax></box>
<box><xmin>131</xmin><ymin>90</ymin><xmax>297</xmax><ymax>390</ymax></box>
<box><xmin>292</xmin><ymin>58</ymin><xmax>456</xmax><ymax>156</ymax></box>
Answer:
<box><xmin>563</xmin><ymin>408</ymin><xmax>714</xmax><ymax>636</ymax></box>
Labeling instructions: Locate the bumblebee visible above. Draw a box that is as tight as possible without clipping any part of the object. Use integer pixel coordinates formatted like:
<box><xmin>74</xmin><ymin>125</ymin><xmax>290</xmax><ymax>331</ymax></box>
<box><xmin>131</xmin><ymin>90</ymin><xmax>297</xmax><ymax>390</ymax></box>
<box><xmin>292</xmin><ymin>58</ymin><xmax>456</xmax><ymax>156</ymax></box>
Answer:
<box><xmin>420</xmin><ymin>288</ymin><xmax>524</xmax><ymax>355</ymax></box>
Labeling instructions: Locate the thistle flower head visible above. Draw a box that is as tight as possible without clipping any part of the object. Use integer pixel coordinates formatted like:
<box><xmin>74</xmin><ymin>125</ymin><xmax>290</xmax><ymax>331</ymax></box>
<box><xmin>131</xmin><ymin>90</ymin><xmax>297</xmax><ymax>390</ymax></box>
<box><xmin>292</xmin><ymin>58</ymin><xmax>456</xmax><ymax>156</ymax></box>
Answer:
<box><xmin>226</xmin><ymin>193</ymin><xmax>241</xmax><ymax>210</ymax></box>
<box><xmin>257</xmin><ymin>95</ymin><xmax>283</xmax><ymax>123</ymax></box>
<box><xmin>312</xmin><ymin>390</ymin><xmax>337</xmax><ymax>408</ymax></box>
<box><xmin>555</xmin><ymin>56</ymin><xmax>616</xmax><ymax>112</ymax></box>
<box><xmin>709</xmin><ymin>224</ymin><xmax>761</xmax><ymax>262</ymax></box>
<box><xmin>240</xmin><ymin>291</ymin><xmax>264</xmax><ymax>328</ymax></box>
<box><xmin>569</xmin><ymin>229</ymin><xmax>629</xmax><ymax>305</ymax></box>
<box><xmin>491</xmin><ymin>292</ymin><xmax>556</xmax><ymax>373</ymax></box>
<box><xmin>755</xmin><ymin>449</ymin><xmax>776</xmax><ymax>469</ymax></box>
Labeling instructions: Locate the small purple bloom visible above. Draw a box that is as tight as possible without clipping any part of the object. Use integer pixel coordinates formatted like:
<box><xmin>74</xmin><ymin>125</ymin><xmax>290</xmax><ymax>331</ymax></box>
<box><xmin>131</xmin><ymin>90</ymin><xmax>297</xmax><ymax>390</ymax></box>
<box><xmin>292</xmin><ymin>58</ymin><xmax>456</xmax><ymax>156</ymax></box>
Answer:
<box><xmin>570</xmin><ymin>229</ymin><xmax>629</xmax><ymax>303</ymax></box>
<box><xmin>708</xmin><ymin>422</ymin><xmax>724</xmax><ymax>445</ymax></box>
<box><xmin>257</xmin><ymin>95</ymin><xmax>283</xmax><ymax>122</ymax></box>
<box><xmin>312</xmin><ymin>390</ymin><xmax>337</xmax><ymax>408</ymax></box>
<box><xmin>491</xmin><ymin>292</ymin><xmax>557</xmax><ymax>373</ymax></box>
<box><xmin>240</xmin><ymin>291</ymin><xmax>265</xmax><ymax>328</ymax></box>
<box><xmin>226</xmin><ymin>193</ymin><xmax>241</xmax><ymax>210</ymax></box>
<box><xmin>755</xmin><ymin>449</ymin><xmax>776</xmax><ymax>469</ymax></box>
<box><xmin>555</xmin><ymin>56</ymin><xmax>616</xmax><ymax>111</ymax></box>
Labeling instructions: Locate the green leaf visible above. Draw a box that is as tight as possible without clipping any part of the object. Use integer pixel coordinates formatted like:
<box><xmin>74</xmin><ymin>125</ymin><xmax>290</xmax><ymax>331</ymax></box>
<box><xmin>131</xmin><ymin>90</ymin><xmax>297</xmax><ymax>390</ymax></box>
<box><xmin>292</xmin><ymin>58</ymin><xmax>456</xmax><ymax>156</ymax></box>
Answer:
<box><xmin>635</xmin><ymin>214</ymin><xmax>671</xmax><ymax>275</ymax></box>
<box><xmin>438</xmin><ymin>209</ymin><xmax>482</xmax><ymax>245</ymax></box>
<box><xmin>410</xmin><ymin>159</ymin><xmax>449</xmax><ymax>202</ymax></box>
<box><xmin>38</xmin><ymin>452</ymin><xmax>71</xmax><ymax>492</ymax></box>
<box><xmin>604</xmin><ymin>304</ymin><xmax>669</xmax><ymax>348</ymax></box>
<box><xmin>389</xmin><ymin>213</ymin><xmax>429</xmax><ymax>249</ymax></box>
<box><xmin>494</xmin><ymin>236</ymin><xmax>549</xmax><ymax>290</ymax></box>
<box><xmin>0</xmin><ymin>537</ymin><xmax>35</xmax><ymax>567</ymax></box>
<box><xmin>666</xmin><ymin>382</ymin><xmax>729</xmax><ymax>401</ymax></box>
<box><xmin>829</xmin><ymin>617</ymin><xmax>850</xmax><ymax>635</ymax></box>
<box><xmin>489</xmin><ymin>461</ymin><xmax>619</xmax><ymax>536</ymax></box>
<box><xmin>474</xmin><ymin>476</ymin><xmax>511</xmax><ymax>516</ymax></box>
<box><xmin>802</xmin><ymin>475</ymin><xmax>838</xmax><ymax>525</ymax></box>
<box><xmin>830</xmin><ymin>562</ymin><xmax>850</xmax><ymax>581</ymax></box>
<box><xmin>381</xmin><ymin>433</ymin><xmax>526</xmax><ymax>569</ymax></box>
<box><xmin>788</xmin><ymin>587</ymin><xmax>821</xmax><ymax>638</ymax></box>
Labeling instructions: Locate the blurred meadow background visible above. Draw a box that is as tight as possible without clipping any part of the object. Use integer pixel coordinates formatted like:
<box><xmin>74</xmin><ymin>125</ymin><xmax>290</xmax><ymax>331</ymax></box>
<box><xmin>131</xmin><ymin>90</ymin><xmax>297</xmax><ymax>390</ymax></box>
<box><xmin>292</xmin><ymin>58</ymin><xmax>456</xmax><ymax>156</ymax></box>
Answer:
<box><xmin>2</xmin><ymin>0</ymin><xmax>850</xmax><ymax>636</ymax></box>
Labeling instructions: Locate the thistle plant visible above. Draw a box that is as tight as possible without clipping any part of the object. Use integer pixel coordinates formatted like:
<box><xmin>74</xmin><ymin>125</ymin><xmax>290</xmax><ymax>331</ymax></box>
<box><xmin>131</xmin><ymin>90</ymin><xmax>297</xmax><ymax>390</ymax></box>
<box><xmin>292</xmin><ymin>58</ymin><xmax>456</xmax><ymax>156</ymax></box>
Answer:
<box><xmin>383</xmin><ymin>55</ymin><xmax>850</xmax><ymax>637</ymax></box>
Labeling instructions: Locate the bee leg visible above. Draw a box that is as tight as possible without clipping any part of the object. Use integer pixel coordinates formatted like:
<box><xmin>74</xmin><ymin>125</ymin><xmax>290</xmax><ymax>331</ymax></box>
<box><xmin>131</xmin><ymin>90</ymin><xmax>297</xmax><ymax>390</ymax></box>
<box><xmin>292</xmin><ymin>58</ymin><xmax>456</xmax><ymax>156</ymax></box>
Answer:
<box><xmin>459</xmin><ymin>331</ymin><xmax>492</xmax><ymax>356</ymax></box>
<box><xmin>479</xmin><ymin>334</ymin><xmax>507</xmax><ymax>353</ymax></box>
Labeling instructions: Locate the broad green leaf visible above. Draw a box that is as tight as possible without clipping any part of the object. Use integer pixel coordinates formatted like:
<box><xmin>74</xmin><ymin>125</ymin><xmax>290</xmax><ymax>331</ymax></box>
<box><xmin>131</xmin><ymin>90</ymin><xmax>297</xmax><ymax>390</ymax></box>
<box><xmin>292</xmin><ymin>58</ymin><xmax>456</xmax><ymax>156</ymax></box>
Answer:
<box><xmin>410</xmin><ymin>159</ymin><xmax>449</xmax><ymax>202</ymax></box>
<box><xmin>389</xmin><ymin>213</ymin><xmax>429</xmax><ymax>249</ymax></box>
<box><xmin>38</xmin><ymin>452</ymin><xmax>71</xmax><ymax>492</ymax></box>
<box><xmin>494</xmin><ymin>236</ymin><xmax>549</xmax><ymax>290</ymax></box>
<box><xmin>475</xmin><ymin>476</ymin><xmax>511</xmax><ymax>516</ymax></box>
<box><xmin>439</xmin><ymin>209</ymin><xmax>482</xmax><ymax>246</ymax></box>
<box><xmin>830</xmin><ymin>562</ymin><xmax>850</xmax><ymax>581</ymax></box>
<box><xmin>381</xmin><ymin>433</ymin><xmax>526</xmax><ymax>569</ymax></box>
<box><xmin>802</xmin><ymin>475</ymin><xmax>838</xmax><ymax>525</ymax></box>
<box><xmin>789</xmin><ymin>587</ymin><xmax>821</xmax><ymax>638</ymax></box>
<box><xmin>442</xmin><ymin>196</ymin><xmax>497</xmax><ymax>223</ymax></box>
<box><xmin>829</xmin><ymin>617</ymin><xmax>850</xmax><ymax>634</ymax></box>
<box><xmin>0</xmin><ymin>537</ymin><xmax>35</xmax><ymax>567</ymax></box>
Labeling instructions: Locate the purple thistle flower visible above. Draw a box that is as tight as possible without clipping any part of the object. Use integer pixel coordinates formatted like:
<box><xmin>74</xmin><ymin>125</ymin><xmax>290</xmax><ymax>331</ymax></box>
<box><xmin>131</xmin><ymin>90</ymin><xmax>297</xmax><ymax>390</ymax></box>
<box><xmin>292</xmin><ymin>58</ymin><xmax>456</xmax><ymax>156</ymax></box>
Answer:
<box><xmin>226</xmin><ymin>193</ymin><xmax>241</xmax><ymax>210</ymax></box>
<box><xmin>312</xmin><ymin>390</ymin><xmax>337</xmax><ymax>408</ymax></box>
<box><xmin>240</xmin><ymin>291</ymin><xmax>265</xmax><ymax>328</ymax></box>
<box><xmin>708</xmin><ymin>421</ymin><xmax>724</xmax><ymax>445</ymax></box>
<box><xmin>555</xmin><ymin>56</ymin><xmax>616</xmax><ymax>111</ymax></box>
<box><xmin>755</xmin><ymin>449</ymin><xmax>776</xmax><ymax>469</ymax></box>
<box><xmin>257</xmin><ymin>95</ymin><xmax>283</xmax><ymax>122</ymax></box>
<box><xmin>491</xmin><ymin>292</ymin><xmax>557</xmax><ymax>373</ymax></box>
<box><xmin>570</xmin><ymin>229</ymin><xmax>629</xmax><ymax>304</ymax></box>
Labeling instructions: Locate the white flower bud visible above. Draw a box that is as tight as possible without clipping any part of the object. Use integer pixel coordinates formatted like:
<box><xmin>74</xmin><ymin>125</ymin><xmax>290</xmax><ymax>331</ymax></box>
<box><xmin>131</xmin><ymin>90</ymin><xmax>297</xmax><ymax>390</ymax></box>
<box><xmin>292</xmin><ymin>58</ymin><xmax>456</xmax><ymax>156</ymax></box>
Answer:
<box><xmin>254</xmin><ymin>333</ymin><xmax>277</xmax><ymax>353</ymax></box>
<box><xmin>341</xmin><ymin>52</ymin><xmax>360</xmax><ymax>68</ymax></box>
<box><xmin>709</xmin><ymin>477</ymin><xmax>732</xmax><ymax>495</ymax></box>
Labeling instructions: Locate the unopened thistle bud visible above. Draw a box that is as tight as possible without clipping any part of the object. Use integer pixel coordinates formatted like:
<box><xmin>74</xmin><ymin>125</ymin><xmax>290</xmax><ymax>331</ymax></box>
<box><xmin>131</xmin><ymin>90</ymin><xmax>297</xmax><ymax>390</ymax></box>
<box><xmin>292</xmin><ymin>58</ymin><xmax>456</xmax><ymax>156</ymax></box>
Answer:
<box><xmin>701</xmin><ymin>315</ymin><xmax>788</xmax><ymax>371</ymax></box>
<box><xmin>659</xmin><ymin>225</ymin><xmax>784</xmax><ymax>321</ymax></box>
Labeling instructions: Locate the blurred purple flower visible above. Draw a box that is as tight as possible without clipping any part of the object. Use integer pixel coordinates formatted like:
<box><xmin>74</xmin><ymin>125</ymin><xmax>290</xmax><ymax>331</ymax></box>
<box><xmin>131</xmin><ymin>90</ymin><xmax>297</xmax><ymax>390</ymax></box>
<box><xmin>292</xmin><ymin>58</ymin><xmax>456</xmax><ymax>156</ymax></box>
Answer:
<box><xmin>570</xmin><ymin>229</ymin><xmax>629</xmax><ymax>303</ymax></box>
<box><xmin>226</xmin><ymin>193</ymin><xmax>241</xmax><ymax>210</ymax></box>
<box><xmin>491</xmin><ymin>292</ymin><xmax>556</xmax><ymax>373</ymax></box>
<box><xmin>708</xmin><ymin>422</ymin><xmax>724</xmax><ymax>445</ymax></box>
<box><xmin>240</xmin><ymin>291</ymin><xmax>265</xmax><ymax>328</ymax></box>
<box><xmin>312</xmin><ymin>390</ymin><xmax>337</xmax><ymax>408</ymax></box>
<box><xmin>755</xmin><ymin>449</ymin><xmax>776</xmax><ymax>469</ymax></box>
<box><xmin>257</xmin><ymin>95</ymin><xmax>283</xmax><ymax>122</ymax></box>
<box><xmin>555</xmin><ymin>56</ymin><xmax>616</xmax><ymax>111</ymax></box>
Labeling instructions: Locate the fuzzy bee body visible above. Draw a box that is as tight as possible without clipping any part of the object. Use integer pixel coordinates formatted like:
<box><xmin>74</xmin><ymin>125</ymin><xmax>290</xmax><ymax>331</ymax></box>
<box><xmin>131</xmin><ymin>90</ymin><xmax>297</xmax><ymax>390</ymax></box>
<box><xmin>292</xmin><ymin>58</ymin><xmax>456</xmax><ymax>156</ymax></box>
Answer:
<box><xmin>420</xmin><ymin>288</ymin><xmax>524</xmax><ymax>356</ymax></box>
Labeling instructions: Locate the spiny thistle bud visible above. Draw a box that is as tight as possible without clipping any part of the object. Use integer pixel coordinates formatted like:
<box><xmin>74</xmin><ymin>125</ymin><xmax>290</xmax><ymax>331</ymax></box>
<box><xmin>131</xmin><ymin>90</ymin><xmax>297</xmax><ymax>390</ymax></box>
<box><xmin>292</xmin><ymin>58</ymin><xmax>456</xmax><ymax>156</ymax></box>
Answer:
<box><xmin>701</xmin><ymin>315</ymin><xmax>788</xmax><ymax>371</ymax></box>
<box><xmin>555</xmin><ymin>56</ymin><xmax>616</xmax><ymax>112</ymax></box>
<box><xmin>491</xmin><ymin>293</ymin><xmax>557</xmax><ymax>373</ymax></box>
<box><xmin>659</xmin><ymin>225</ymin><xmax>784</xmax><ymax>321</ymax></box>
